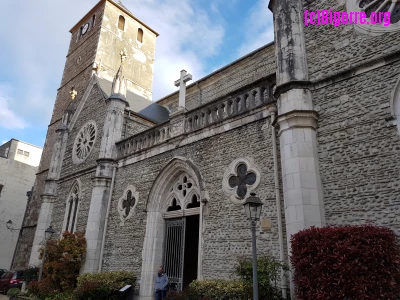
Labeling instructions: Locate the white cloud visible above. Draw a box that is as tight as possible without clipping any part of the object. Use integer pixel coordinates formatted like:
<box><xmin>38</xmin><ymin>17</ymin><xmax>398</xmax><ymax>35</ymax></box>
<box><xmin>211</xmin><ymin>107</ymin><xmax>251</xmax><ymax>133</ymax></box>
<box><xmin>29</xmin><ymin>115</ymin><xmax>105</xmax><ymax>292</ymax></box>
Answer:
<box><xmin>0</xmin><ymin>0</ymin><xmax>226</xmax><ymax>127</ymax></box>
<box><xmin>237</xmin><ymin>0</ymin><xmax>274</xmax><ymax>57</ymax></box>
<box><xmin>124</xmin><ymin>0</ymin><xmax>225</xmax><ymax>99</ymax></box>
<box><xmin>0</xmin><ymin>86</ymin><xmax>27</xmax><ymax>130</ymax></box>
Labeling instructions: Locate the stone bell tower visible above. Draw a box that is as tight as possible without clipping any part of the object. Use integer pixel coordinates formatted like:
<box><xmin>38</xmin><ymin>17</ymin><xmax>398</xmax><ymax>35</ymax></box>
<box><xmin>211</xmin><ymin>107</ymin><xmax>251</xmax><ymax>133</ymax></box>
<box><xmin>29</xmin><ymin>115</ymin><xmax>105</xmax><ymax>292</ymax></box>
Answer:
<box><xmin>13</xmin><ymin>0</ymin><xmax>158</xmax><ymax>269</ymax></box>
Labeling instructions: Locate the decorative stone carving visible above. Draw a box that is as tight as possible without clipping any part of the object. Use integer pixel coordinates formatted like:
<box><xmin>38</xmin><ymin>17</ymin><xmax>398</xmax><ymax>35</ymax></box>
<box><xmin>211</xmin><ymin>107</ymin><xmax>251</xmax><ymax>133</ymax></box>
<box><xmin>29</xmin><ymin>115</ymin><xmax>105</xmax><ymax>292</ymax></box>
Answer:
<box><xmin>163</xmin><ymin>173</ymin><xmax>200</xmax><ymax>212</ymax></box>
<box><xmin>223</xmin><ymin>157</ymin><xmax>261</xmax><ymax>204</ymax></box>
<box><xmin>72</xmin><ymin>120</ymin><xmax>97</xmax><ymax>164</ymax></box>
<box><xmin>118</xmin><ymin>185</ymin><xmax>139</xmax><ymax>226</ymax></box>
<box><xmin>70</xmin><ymin>88</ymin><xmax>78</xmax><ymax>100</ymax></box>
<box><xmin>347</xmin><ymin>0</ymin><xmax>400</xmax><ymax>35</ymax></box>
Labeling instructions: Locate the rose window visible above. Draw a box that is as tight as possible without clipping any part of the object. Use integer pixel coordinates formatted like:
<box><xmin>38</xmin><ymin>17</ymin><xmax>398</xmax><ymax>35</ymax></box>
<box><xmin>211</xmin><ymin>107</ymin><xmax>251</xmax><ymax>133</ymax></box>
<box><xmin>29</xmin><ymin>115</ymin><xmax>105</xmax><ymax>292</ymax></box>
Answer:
<box><xmin>72</xmin><ymin>121</ymin><xmax>97</xmax><ymax>164</ymax></box>
<box><xmin>359</xmin><ymin>0</ymin><xmax>400</xmax><ymax>24</ymax></box>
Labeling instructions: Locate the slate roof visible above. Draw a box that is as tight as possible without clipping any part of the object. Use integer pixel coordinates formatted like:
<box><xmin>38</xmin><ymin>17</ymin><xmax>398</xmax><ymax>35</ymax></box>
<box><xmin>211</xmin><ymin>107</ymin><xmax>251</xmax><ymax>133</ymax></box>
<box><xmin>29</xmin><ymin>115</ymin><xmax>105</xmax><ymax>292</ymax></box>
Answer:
<box><xmin>96</xmin><ymin>77</ymin><xmax>170</xmax><ymax>124</ymax></box>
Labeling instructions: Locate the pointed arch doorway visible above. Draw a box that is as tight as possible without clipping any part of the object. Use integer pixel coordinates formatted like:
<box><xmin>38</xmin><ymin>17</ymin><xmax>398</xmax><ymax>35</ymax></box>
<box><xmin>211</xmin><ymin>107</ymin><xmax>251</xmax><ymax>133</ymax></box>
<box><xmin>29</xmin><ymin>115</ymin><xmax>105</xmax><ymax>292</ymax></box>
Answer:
<box><xmin>139</xmin><ymin>158</ymin><xmax>208</xmax><ymax>300</ymax></box>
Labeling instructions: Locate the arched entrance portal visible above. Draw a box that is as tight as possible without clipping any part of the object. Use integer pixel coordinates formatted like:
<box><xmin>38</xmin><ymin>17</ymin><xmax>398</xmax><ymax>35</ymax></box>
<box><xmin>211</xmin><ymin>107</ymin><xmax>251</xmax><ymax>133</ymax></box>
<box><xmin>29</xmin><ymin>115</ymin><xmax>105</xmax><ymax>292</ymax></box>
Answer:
<box><xmin>139</xmin><ymin>158</ymin><xmax>208</xmax><ymax>300</ymax></box>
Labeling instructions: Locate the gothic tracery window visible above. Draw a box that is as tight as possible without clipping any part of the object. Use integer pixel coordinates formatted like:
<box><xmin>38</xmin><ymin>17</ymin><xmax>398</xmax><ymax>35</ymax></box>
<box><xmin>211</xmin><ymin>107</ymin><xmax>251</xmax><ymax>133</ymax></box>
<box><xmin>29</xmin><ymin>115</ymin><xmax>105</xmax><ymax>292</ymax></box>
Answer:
<box><xmin>165</xmin><ymin>173</ymin><xmax>200</xmax><ymax>215</ymax></box>
<box><xmin>63</xmin><ymin>182</ymin><xmax>80</xmax><ymax>233</ymax></box>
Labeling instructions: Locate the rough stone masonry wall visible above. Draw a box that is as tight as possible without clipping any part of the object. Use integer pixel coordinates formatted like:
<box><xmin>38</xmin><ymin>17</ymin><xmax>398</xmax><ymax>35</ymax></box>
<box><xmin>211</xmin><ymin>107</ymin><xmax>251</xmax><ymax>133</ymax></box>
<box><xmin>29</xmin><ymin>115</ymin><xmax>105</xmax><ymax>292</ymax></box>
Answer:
<box><xmin>12</xmin><ymin>171</ymin><xmax>47</xmax><ymax>269</ymax></box>
<box><xmin>313</xmin><ymin>59</ymin><xmax>400</xmax><ymax>235</ymax></box>
<box><xmin>122</xmin><ymin>116</ymin><xmax>152</xmax><ymax>140</ymax></box>
<box><xmin>302</xmin><ymin>0</ymin><xmax>400</xmax><ymax>81</ymax></box>
<box><xmin>53</xmin><ymin>171</ymin><xmax>96</xmax><ymax>235</ymax></box>
<box><xmin>102</xmin><ymin>117</ymin><xmax>286</xmax><ymax>280</ymax></box>
<box><xmin>60</xmin><ymin>84</ymin><xmax>107</xmax><ymax>179</ymax></box>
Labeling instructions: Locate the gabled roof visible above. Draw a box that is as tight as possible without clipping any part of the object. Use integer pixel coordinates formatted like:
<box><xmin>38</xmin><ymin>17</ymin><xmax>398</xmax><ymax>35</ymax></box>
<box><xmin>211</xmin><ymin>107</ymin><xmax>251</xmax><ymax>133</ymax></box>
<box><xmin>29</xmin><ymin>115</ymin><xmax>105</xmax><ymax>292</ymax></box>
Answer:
<box><xmin>96</xmin><ymin>77</ymin><xmax>170</xmax><ymax>124</ymax></box>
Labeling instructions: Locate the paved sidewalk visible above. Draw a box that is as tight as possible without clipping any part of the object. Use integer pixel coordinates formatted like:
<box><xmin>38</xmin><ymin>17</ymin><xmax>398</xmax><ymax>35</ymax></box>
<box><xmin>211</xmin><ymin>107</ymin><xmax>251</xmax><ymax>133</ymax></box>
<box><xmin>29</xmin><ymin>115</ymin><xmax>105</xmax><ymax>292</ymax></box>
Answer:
<box><xmin>0</xmin><ymin>294</ymin><xmax>8</xmax><ymax>300</ymax></box>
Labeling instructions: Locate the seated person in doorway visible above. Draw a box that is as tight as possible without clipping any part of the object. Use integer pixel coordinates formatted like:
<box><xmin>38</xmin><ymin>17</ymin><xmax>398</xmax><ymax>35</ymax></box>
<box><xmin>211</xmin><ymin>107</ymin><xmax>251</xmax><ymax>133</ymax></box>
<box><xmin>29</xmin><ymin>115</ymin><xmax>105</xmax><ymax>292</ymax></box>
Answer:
<box><xmin>155</xmin><ymin>266</ymin><xmax>169</xmax><ymax>300</ymax></box>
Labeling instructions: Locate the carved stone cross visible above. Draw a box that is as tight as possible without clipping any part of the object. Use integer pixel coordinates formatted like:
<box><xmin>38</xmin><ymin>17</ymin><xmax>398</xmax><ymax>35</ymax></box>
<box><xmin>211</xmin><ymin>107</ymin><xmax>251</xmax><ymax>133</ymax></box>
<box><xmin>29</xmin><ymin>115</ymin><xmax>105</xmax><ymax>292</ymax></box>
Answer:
<box><xmin>174</xmin><ymin>69</ymin><xmax>192</xmax><ymax>108</ymax></box>
<box><xmin>120</xmin><ymin>48</ymin><xmax>128</xmax><ymax>63</ymax></box>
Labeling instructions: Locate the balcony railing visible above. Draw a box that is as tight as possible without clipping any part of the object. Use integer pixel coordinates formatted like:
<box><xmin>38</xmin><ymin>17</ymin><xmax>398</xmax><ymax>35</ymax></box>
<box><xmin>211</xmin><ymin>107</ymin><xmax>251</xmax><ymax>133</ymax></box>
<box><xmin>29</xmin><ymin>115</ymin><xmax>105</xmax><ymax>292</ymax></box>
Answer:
<box><xmin>117</xmin><ymin>82</ymin><xmax>274</xmax><ymax>158</ymax></box>
<box><xmin>185</xmin><ymin>83</ymin><xmax>273</xmax><ymax>133</ymax></box>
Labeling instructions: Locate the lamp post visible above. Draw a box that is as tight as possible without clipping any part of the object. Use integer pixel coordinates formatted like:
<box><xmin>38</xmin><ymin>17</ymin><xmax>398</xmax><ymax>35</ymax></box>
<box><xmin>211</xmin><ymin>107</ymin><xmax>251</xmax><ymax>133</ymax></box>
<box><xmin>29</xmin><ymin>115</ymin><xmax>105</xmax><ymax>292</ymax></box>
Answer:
<box><xmin>38</xmin><ymin>226</ymin><xmax>55</xmax><ymax>282</ymax></box>
<box><xmin>243</xmin><ymin>192</ymin><xmax>263</xmax><ymax>300</ymax></box>
<box><xmin>6</xmin><ymin>220</ymin><xmax>21</xmax><ymax>233</ymax></box>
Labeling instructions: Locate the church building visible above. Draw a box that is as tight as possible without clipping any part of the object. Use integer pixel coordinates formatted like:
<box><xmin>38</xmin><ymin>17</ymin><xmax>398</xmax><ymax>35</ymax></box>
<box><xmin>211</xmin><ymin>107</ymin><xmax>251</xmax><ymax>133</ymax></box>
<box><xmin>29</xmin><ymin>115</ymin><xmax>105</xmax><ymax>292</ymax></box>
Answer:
<box><xmin>13</xmin><ymin>0</ymin><xmax>400</xmax><ymax>299</ymax></box>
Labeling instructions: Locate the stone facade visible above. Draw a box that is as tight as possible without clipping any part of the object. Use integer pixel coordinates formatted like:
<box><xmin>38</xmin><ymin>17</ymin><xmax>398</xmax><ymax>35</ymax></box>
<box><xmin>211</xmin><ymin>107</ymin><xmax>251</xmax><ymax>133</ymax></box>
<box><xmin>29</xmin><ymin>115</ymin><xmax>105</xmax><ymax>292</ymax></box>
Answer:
<box><xmin>14</xmin><ymin>0</ymin><xmax>400</xmax><ymax>299</ymax></box>
<box><xmin>0</xmin><ymin>139</ymin><xmax>42</xmax><ymax>269</ymax></box>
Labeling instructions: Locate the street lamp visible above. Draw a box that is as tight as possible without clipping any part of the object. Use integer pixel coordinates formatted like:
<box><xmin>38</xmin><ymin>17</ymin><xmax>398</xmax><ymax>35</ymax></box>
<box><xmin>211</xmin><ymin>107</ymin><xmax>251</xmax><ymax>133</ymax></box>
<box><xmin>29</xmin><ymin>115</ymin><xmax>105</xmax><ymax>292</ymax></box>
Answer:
<box><xmin>6</xmin><ymin>220</ymin><xmax>22</xmax><ymax>233</ymax></box>
<box><xmin>38</xmin><ymin>226</ymin><xmax>55</xmax><ymax>282</ymax></box>
<box><xmin>243</xmin><ymin>192</ymin><xmax>263</xmax><ymax>300</ymax></box>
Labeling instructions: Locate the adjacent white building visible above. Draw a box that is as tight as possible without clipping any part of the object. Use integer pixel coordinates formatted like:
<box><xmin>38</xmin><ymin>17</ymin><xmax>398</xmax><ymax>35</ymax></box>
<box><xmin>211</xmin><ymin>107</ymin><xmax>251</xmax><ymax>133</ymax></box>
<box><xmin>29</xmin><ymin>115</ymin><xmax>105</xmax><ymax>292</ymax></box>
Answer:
<box><xmin>0</xmin><ymin>139</ymin><xmax>42</xmax><ymax>269</ymax></box>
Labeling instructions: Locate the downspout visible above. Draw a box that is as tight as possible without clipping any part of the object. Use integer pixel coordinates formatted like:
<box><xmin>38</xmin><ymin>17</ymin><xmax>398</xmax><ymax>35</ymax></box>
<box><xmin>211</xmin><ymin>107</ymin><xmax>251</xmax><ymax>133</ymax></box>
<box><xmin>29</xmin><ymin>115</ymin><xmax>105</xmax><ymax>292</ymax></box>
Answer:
<box><xmin>98</xmin><ymin>165</ymin><xmax>117</xmax><ymax>272</ymax></box>
<box><xmin>269</xmin><ymin>106</ymin><xmax>288</xmax><ymax>299</ymax></box>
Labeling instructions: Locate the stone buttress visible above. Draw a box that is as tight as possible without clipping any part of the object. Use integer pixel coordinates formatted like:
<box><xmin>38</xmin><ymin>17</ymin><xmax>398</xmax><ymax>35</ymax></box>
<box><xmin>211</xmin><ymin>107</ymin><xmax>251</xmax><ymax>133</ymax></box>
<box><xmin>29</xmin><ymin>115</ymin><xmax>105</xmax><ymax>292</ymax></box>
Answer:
<box><xmin>270</xmin><ymin>0</ymin><xmax>326</xmax><ymax>295</ymax></box>
<box><xmin>82</xmin><ymin>57</ymin><xmax>129</xmax><ymax>273</ymax></box>
<box><xmin>29</xmin><ymin>120</ymin><xmax>69</xmax><ymax>266</ymax></box>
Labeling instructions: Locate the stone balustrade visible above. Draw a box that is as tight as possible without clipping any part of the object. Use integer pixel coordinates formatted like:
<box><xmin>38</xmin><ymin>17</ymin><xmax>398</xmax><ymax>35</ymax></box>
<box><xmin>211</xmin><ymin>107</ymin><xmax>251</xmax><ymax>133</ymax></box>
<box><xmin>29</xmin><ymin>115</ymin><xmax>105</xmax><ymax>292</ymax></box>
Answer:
<box><xmin>185</xmin><ymin>83</ymin><xmax>273</xmax><ymax>133</ymax></box>
<box><xmin>117</xmin><ymin>82</ymin><xmax>274</xmax><ymax>158</ymax></box>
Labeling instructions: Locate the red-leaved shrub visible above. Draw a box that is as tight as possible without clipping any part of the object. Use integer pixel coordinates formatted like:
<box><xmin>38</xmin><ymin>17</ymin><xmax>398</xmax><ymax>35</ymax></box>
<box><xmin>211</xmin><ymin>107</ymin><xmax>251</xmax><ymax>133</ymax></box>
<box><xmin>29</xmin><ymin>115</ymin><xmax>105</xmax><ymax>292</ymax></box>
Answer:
<box><xmin>291</xmin><ymin>225</ymin><xmax>400</xmax><ymax>300</ymax></box>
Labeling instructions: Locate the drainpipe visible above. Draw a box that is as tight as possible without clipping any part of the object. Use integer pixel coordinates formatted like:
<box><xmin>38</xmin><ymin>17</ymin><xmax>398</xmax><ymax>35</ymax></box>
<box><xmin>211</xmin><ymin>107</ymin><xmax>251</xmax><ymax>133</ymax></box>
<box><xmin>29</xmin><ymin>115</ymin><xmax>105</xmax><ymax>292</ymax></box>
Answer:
<box><xmin>269</xmin><ymin>106</ymin><xmax>288</xmax><ymax>299</ymax></box>
<box><xmin>98</xmin><ymin>165</ymin><xmax>117</xmax><ymax>272</ymax></box>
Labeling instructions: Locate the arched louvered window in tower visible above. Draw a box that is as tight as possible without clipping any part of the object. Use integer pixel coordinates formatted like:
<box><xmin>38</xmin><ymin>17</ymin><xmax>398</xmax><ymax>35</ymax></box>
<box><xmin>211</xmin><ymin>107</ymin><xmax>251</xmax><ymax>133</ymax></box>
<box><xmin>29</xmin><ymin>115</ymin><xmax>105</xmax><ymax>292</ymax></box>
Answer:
<box><xmin>137</xmin><ymin>28</ymin><xmax>143</xmax><ymax>43</ymax></box>
<box><xmin>118</xmin><ymin>15</ymin><xmax>125</xmax><ymax>31</ymax></box>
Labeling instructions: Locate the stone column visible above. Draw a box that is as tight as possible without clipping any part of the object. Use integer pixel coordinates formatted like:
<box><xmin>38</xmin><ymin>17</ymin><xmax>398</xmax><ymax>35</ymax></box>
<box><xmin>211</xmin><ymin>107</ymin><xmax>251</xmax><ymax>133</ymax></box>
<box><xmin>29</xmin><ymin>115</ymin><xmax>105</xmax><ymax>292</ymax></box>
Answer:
<box><xmin>29</xmin><ymin>124</ymin><xmax>69</xmax><ymax>266</ymax></box>
<box><xmin>82</xmin><ymin>67</ymin><xmax>129</xmax><ymax>273</ymax></box>
<box><xmin>271</xmin><ymin>0</ymin><xmax>325</xmax><ymax>297</ymax></box>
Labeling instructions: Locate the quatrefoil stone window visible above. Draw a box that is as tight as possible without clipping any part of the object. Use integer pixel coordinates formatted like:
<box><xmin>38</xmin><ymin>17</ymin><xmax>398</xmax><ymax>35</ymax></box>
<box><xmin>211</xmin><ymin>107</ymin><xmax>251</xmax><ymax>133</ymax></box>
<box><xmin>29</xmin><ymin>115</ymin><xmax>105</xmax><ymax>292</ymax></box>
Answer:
<box><xmin>223</xmin><ymin>158</ymin><xmax>261</xmax><ymax>204</ymax></box>
<box><xmin>118</xmin><ymin>185</ymin><xmax>139</xmax><ymax>226</ymax></box>
<box><xmin>72</xmin><ymin>120</ymin><xmax>97</xmax><ymax>164</ymax></box>
<box><xmin>347</xmin><ymin>0</ymin><xmax>400</xmax><ymax>35</ymax></box>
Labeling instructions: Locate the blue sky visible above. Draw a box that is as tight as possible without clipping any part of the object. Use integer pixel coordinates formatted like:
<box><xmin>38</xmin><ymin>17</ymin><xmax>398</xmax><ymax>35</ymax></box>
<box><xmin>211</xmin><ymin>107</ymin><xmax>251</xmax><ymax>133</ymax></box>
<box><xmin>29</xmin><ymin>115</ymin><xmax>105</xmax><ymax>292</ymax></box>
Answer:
<box><xmin>0</xmin><ymin>0</ymin><xmax>274</xmax><ymax>148</ymax></box>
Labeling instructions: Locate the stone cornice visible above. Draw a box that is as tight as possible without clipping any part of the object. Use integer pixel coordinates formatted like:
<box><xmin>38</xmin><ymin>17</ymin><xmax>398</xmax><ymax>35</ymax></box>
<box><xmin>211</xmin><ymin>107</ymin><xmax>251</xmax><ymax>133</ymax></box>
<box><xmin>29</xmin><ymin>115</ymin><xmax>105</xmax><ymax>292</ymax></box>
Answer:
<box><xmin>274</xmin><ymin>110</ymin><xmax>319</xmax><ymax>135</ymax></box>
